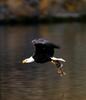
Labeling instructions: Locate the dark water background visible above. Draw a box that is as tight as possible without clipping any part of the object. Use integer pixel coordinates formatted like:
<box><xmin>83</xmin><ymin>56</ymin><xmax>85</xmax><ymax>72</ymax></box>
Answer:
<box><xmin>0</xmin><ymin>23</ymin><xmax>86</xmax><ymax>100</ymax></box>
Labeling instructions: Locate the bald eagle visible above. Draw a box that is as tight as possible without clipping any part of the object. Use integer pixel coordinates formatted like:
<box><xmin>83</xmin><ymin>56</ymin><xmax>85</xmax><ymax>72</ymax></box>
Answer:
<box><xmin>22</xmin><ymin>39</ymin><xmax>66</xmax><ymax>76</ymax></box>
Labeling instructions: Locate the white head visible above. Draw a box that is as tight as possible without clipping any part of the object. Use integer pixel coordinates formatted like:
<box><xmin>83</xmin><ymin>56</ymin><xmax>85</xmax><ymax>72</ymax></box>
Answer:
<box><xmin>22</xmin><ymin>56</ymin><xmax>34</xmax><ymax>63</ymax></box>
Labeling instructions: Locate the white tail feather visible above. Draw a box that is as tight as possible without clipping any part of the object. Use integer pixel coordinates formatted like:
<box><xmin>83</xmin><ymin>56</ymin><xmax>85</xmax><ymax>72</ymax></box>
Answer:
<box><xmin>51</xmin><ymin>57</ymin><xmax>66</xmax><ymax>62</ymax></box>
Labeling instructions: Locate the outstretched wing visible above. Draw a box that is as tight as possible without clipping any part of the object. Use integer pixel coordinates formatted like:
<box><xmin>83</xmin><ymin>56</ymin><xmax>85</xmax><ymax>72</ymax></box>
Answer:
<box><xmin>32</xmin><ymin>39</ymin><xmax>60</xmax><ymax>57</ymax></box>
<box><xmin>32</xmin><ymin>38</ymin><xmax>49</xmax><ymax>44</ymax></box>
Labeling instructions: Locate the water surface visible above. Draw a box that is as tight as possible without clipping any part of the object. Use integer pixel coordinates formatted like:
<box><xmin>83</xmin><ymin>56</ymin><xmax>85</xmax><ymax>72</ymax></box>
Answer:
<box><xmin>1</xmin><ymin>23</ymin><xmax>86</xmax><ymax>100</ymax></box>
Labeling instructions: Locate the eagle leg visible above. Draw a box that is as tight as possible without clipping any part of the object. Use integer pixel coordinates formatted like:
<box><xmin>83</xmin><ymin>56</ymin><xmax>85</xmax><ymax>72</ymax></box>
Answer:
<box><xmin>51</xmin><ymin>60</ymin><xmax>66</xmax><ymax>76</ymax></box>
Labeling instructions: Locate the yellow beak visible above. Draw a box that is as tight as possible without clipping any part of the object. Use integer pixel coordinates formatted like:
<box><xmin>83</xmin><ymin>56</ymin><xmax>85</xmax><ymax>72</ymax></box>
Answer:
<box><xmin>22</xmin><ymin>60</ymin><xmax>27</xmax><ymax>63</ymax></box>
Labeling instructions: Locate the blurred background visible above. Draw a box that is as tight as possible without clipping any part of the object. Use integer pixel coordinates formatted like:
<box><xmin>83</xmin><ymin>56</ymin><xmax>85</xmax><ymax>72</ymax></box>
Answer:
<box><xmin>0</xmin><ymin>0</ymin><xmax>86</xmax><ymax>20</ymax></box>
<box><xmin>0</xmin><ymin>1</ymin><xmax>86</xmax><ymax>100</ymax></box>
<box><xmin>1</xmin><ymin>23</ymin><xmax>86</xmax><ymax>100</ymax></box>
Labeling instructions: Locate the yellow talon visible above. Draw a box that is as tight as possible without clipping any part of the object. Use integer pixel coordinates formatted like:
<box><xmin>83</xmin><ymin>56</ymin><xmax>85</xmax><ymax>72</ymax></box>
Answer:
<box><xmin>57</xmin><ymin>67</ymin><xmax>66</xmax><ymax>76</ymax></box>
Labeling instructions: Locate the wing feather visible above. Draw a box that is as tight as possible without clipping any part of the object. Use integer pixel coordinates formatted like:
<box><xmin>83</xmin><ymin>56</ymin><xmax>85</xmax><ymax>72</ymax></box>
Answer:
<box><xmin>32</xmin><ymin>39</ymin><xmax>60</xmax><ymax>57</ymax></box>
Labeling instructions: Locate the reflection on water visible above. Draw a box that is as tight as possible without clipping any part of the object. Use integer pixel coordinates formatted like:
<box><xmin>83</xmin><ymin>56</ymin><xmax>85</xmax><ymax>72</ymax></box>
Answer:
<box><xmin>1</xmin><ymin>23</ymin><xmax>86</xmax><ymax>100</ymax></box>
